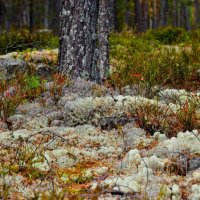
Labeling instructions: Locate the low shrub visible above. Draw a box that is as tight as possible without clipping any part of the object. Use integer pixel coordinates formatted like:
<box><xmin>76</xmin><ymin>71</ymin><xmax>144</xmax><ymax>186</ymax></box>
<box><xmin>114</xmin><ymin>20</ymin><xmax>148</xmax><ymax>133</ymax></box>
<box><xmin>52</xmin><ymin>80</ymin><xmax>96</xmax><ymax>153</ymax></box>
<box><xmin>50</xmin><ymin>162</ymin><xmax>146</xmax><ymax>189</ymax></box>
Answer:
<box><xmin>130</xmin><ymin>94</ymin><xmax>200</xmax><ymax>137</ymax></box>
<box><xmin>176</xmin><ymin>97</ymin><xmax>200</xmax><ymax>132</ymax></box>
<box><xmin>143</xmin><ymin>26</ymin><xmax>190</xmax><ymax>44</ymax></box>
<box><xmin>0</xmin><ymin>78</ymin><xmax>23</xmax><ymax>122</ymax></box>
<box><xmin>0</xmin><ymin>72</ymin><xmax>46</xmax><ymax>122</ymax></box>
<box><xmin>0</xmin><ymin>29</ymin><xmax>58</xmax><ymax>55</ymax></box>
<box><xmin>109</xmin><ymin>40</ymin><xmax>200</xmax><ymax>95</ymax></box>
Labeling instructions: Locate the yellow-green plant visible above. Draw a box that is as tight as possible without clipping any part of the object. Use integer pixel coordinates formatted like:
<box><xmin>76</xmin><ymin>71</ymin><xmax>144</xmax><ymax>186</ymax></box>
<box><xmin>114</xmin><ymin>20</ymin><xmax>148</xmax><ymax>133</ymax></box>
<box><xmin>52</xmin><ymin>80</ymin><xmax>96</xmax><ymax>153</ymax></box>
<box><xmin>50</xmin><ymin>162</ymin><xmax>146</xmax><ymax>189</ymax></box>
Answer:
<box><xmin>176</xmin><ymin>97</ymin><xmax>200</xmax><ymax>132</ymax></box>
<box><xmin>0</xmin><ymin>79</ymin><xmax>23</xmax><ymax>122</ymax></box>
<box><xmin>132</xmin><ymin>100</ymin><xmax>173</xmax><ymax>135</ymax></box>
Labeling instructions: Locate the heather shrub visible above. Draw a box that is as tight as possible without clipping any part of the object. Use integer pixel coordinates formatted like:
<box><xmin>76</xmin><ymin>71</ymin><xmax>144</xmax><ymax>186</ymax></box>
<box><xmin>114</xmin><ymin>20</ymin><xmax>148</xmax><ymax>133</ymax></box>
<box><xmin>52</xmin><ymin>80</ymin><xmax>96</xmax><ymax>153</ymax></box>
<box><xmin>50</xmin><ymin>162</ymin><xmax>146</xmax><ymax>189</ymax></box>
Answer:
<box><xmin>109</xmin><ymin>33</ymin><xmax>200</xmax><ymax>95</ymax></box>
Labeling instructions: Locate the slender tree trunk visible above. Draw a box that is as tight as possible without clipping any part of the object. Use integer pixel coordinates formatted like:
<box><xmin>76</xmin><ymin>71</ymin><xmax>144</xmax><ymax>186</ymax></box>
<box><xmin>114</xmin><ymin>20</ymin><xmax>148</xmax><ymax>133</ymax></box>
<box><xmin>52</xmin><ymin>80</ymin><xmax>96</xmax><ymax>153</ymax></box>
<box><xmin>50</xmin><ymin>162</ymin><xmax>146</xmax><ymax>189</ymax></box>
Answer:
<box><xmin>125</xmin><ymin>0</ymin><xmax>132</xmax><ymax>28</ymax></box>
<box><xmin>160</xmin><ymin>0</ymin><xmax>168</xmax><ymax>27</ymax></box>
<box><xmin>183</xmin><ymin>2</ymin><xmax>191</xmax><ymax>30</ymax></box>
<box><xmin>29</xmin><ymin>0</ymin><xmax>33</xmax><ymax>32</ymax></box>
<box><xmin>134</xmin><ymin>0</ymin><xmax>141</xmax><ymax>32</ymax></box>
<box><xmin>194</xmin><ymin>0</ymin><xmax>200</xmax><ymax>28</ymax></box>
<box><xmin>0</xmin><ymin>0</ymin><xmax>5</xmax><ymax>32</ymax></box>
<box><xmin>51</xmin><ymin>0</ymin><xmax>60</xmax><ymax>34</ymax></box>
<box><xmin>152</xmin><ymin>0</ymin><xmax>158</xmax><ymax>29</ymax></box>
<box><xmin>125</xmin><ymin>0</ymin><xmax>129</xmax><ymax>26</ymax></box>
<box><xmin>141</xmin><ymin>0</ymin><xmax>148</xmax><ymax>32</ymax></box>
<box><xmin>185</xmin><ymin>5</ymin><xmax>191</xmax><ymax>30</ymax></box>
<box><xmin>23</xmin><ymin>0</ymin><xmax>29</xmax><ymax>28</ymax></box>
<box><xmin>177</xmin><ymin>1</ymin><xmax>181</xmax><ymax>27</ymax></box>
<box><xmin>58</xmin><ymin>0</ymin><xmax>100</xmax><ymax>82</ymax></box>
<box><xmin>98</xmin><ymin>0</ymin><xmax>110</xmax><ymax>81</ymax></box>
<box><xmin>44</xmin><ymin>0</ymin><xmax>49</xmax><ymax>29</ymax></box>
<box><xmin>109</xmin><ymin>0</ymin><xmax>116</xmax><ymax>31</ymax></box>
<box><xmin>173</xmin><ymin>0</ymin><xmax>177</xmax><ymax>27</ymax></box>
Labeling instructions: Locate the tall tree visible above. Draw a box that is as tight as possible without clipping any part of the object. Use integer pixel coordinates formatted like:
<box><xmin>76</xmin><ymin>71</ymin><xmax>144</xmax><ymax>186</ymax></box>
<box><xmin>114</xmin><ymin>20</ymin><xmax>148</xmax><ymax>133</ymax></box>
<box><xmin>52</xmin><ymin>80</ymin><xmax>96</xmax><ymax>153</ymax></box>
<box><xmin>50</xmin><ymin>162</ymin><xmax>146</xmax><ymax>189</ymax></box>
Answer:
<box><xmin>29</xmin><ymin>0</ymin><xmax>33</xmax><ymax>32</ymax></box>
<box><xmin>58</xmin><ymin>0</ymin><xmax>103</xmax><ymax>82</ymax></box>
<box><xmin>134</xmin><ymin>0</ymin><xmax>141</xmax><ymax>31</ymax></box>
<box><xmin>141</xmin><ymin>0</ymin><xmax>148</xmax><ymax>32</ymax></box>
<box><xmin>180</xmin><ymin>0</ymin><xmax>191</xmax><ymax>30</ymax></box>
<box><xmin>172</xmin><ymin>0</ymin><xmax>178</xmax><ymax>27</ymax></box>
<box><xmin>152</xmin><ymin>0</ymin><xmax>158</xmax><ymax>29</ymax></box>
<box><xmin>0</xmin><ymin>0</ymin><xmax>5</xmax><ymax>32</ymax></box>
<box><xmin>194</xmin><ymin>0</ymin><xmax>200</xmax><ymax>28</ymax></box>
<box><xmin>44</xmin><ymin>0</ymin><xmax>49</xmax><ymax>29</ymax></box>
<box><xmin>109</xmin><ymin>0</ymin><xmax>117</xmax><ymax>30</ymax></box>
<box><xmin>98</xmin><ymin>0</ymin><xmax>110</xmax><ymax>81</ymax></box>
<box><xmin>160</xmin><ymin>0</ymin><xmax>168</xmax><ymax>27</ymax></box>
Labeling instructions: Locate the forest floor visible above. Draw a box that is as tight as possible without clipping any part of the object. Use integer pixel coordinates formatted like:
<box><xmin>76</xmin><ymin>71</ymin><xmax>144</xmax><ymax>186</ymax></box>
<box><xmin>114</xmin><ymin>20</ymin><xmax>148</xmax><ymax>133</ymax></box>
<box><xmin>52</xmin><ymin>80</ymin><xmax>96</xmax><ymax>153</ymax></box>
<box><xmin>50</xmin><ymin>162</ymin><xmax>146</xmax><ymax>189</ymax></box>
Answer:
<box><xmin>0</xmin><ymin>32</ymin><xmax>200</xmax><ymax>199</ymax></box>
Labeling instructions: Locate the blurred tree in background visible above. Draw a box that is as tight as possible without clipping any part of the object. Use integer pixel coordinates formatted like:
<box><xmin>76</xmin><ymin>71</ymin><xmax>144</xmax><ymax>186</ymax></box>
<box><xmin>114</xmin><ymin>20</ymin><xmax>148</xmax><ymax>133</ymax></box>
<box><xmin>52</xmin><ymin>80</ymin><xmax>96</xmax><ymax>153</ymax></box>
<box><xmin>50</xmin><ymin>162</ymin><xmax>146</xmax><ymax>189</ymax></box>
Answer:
<box><xmin>0</xmin><ymin>0</ymin><xmax>199</xmax><ymax>33</ymax></box>
<box><xmin>0</xmin><ymin>0</ymin><xmax>60</xmax><ymax>33</ymax></box>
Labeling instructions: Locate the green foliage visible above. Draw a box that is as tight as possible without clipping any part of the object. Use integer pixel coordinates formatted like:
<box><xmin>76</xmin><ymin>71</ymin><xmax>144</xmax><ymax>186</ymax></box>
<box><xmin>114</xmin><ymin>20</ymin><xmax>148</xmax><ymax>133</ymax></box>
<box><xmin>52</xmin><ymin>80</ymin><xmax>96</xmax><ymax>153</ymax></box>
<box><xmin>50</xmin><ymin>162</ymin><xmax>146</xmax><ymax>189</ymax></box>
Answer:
<box><xmin>24</xmin><ymin>75</ymin><xmax>40</xmax><ymax>90</ymax></box>
<box><xmin>0</xmin><ymin>78</ymin><xmax>23</xmax><ymax>121</ymax></box>
<box><xmin>176</xmin><ymin>97</ymin><xmax>200</xmax><ymax>132</ymax></box>
<box><xmin>109</xmin><ymin>31</ymin><xmax>200</xmax><ymax>95</ymax></box>
<box><xmin>0</xmin><ymin>73</ymin><xmax>45</xmax><ymax>121</ymax></box>
<box><xmin>110</xmin><ymin>31</ymin><xmax>155</xmax><ymax>53</ymax></box>
<box><xmin>129</xmin><ymin>94</ymin><xmax>200</xmax><ymax>137</ymax></box>
<box><xmin>115</xmin><ymin>0</ymin><xmax>134</xmax><ymax>31</ymax></box>
<box><xmin>0</xmin><ymin>29</ymin><xmax>59</xmax><ymax>55</ymax></box>
<box><xmin>143</xmin><ymin>26</ymin><xmax>190</xmax><ymax>44</ymax></box>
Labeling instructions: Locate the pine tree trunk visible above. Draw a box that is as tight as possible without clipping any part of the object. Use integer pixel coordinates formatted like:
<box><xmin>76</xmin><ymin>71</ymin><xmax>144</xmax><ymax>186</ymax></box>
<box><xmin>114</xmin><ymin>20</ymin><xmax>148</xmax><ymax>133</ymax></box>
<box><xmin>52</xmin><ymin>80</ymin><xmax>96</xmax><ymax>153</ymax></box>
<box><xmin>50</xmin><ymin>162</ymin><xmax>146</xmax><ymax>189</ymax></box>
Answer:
<box><xmin>109</xmin><ymin>0</ymin><xmax>116</xmax><ymax>31</ymax></box>
<box><xmin>141</xmin><ymin>0</ymin><xmax>148</xmax><ymax>32</ymax></box>
<box><xmin>134</xmin><ymin>0</ymin><xmax>141</xmax><ymax>32</ymax></box>
<box><xmin>0</xmin><ymin>0</ymin><xmax>5</xmax><ymax>32</ymax></box>
<box><xmin>152</xmin><ymin>0</ymin><xmax>158</xmax><ymax>29</ymax></box>
<box><xmin>58</xmin><ymin>0</ymin><xmax>100</xmax><ymax>82</ymax></box>
<box><xmin>173</xmin><ymin>0</ymin><xmax>177</xmax><ymax>27</ymax></box>
<box><xmin>194</xmin><ymin>0</ymin><xmax>200</xmax><ymax>28</ymax></box>
<box><xmin>51</xmin><ymin>0</ymin><xmax>60</xmax><ymax>34</ymax></box>
<box><xmin>183</xmin><ymin>3</ymin><xmax>191</xmax><ymax>30</ymax></box>
<box><xmin>177</xmin><ymin>1</ymin><xmax>181</xmax><ymax>27</ymax></box>
<box><xmin>44</xmin><ymin>0</ymin><xmax>49</xmax><ymax>29</ymax></box>
<box><xmin>98</xmin><ymin>0</ymin><xmax>110</xmax><ymax>82</ymax></box>
<box><xmin>160</xmin><ymin>0</ymin><xmax>168</xmax><ymax>27</ymax></box>
<box><xmin>29</xmin><ymin>0</ymin><xmax>33</xmax><ymax>32</ymax></box>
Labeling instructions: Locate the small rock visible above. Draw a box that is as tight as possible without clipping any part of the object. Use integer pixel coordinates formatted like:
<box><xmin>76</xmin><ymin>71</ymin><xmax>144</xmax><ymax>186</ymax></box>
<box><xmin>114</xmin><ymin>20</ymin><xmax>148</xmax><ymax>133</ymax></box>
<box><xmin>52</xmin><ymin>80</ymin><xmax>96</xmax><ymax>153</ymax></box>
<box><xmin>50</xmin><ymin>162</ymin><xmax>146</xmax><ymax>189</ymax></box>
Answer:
<box><xmin>189</xmin><ymin>157</ymin><xmax>200</xmax><ymax>171</ymax></box>
<box><xmin>0</xmin><ymin>121</ymin><xmax>8</xmax><ymax>132</ymax></box>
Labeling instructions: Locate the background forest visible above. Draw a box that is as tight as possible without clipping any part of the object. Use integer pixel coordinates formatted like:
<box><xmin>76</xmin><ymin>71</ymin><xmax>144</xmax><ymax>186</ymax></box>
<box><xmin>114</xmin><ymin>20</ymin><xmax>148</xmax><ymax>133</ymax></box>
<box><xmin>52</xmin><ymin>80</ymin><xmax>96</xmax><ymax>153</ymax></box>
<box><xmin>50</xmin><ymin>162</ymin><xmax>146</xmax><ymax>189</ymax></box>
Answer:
<box><xmin>0</xmin><ymin>1</ymin><xmax>200</xmax><ymax>199</ymax></box>
<box><xmin>0</xmin><ymin>0</ymin><xmax>200</xmax><ymax>33</ymax></box>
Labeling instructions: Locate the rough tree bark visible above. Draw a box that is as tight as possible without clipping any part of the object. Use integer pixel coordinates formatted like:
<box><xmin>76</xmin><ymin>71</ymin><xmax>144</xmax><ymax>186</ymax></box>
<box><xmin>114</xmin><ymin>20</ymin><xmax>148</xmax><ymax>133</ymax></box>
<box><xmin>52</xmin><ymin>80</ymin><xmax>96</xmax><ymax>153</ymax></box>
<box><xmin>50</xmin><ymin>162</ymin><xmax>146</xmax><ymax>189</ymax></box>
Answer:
<box><xmin>58</xmin><ymin>0</ymin><xmax>100</xmax><ymax>82</ymax></box>
<box><xmin>98</xmin><ymin>0</ymin><xmax>110</xmax><ymax>81</ymax></box>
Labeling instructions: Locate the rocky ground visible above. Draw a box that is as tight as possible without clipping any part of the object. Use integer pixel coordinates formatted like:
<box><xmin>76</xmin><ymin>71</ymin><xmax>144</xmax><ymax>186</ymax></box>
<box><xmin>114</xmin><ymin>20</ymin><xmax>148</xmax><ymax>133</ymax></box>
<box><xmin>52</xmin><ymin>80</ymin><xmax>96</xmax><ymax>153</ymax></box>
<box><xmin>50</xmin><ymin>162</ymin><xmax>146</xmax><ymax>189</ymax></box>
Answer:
<box><xmin>0</xmin><ymin>52</ymin><xmax>200</xmax><ymax>199</ymax></box>
<box><xmin>0</xmin><ymin>50</ymin><xmax>57</xmax><ymax>80</ymax></box>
